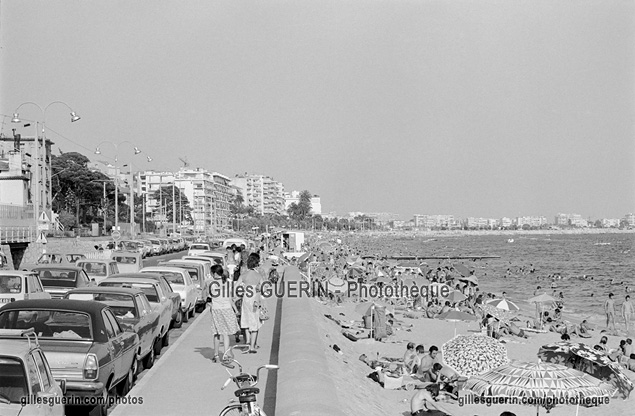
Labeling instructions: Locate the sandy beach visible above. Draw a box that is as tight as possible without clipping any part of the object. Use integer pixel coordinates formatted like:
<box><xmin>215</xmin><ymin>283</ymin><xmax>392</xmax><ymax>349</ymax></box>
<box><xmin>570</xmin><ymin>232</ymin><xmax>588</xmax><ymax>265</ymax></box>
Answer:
<box><xmin>310</xmin><ymin>298</ymin><xmax>634</xmax><ymax>415</ymax></box>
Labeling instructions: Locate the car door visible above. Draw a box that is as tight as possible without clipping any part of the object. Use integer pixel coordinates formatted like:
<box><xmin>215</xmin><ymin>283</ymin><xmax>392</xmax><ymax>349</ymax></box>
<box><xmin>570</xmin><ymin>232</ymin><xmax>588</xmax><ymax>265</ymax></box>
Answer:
<box><xmin>133</xmin><ymin>294</ymin><xmax>152</xmax><ymax>357</ymax></box>
<box><xmin>183</xmin><ymin>272</ymin><xmax>195</xmax><ymax>307</ymax></box>
<box><xmin>138</xmin><ymin>294</ymin><xmax>160</xmax><ymax>342</ymax></box>
<box><xmin>102</xmin><ymin>310</ymin><xmax>125</xmax><ymax>382</ymax></box>
<box><xmin>29</xmin><ymin>274</ymin><xmax>47</xmax><ymax>300</ymax></box>
<box><xmin>32</xmin><ymin>349</ymin><xmax>64</xmax><ymax>416</ymax></box>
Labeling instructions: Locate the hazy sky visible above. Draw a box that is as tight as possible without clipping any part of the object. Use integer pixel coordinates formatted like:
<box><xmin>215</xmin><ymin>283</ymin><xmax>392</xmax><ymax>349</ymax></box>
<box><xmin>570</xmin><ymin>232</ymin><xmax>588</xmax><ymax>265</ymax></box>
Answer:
<box><xmin>1</xmin><ymin>1</ymin><xmax>633</xmax><ymax>219</ymax></box>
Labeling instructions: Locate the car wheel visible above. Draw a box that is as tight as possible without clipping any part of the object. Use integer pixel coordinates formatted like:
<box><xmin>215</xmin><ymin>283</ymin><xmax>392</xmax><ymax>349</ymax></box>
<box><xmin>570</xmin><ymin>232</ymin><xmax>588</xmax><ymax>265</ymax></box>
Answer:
<box><xmin>88</xmin><ymin>380</ymin><xmax>112</xmax><ymax>416</ymax></box>
<box><xmin>182</xmin><ymin>308</ymin><xmax>189</xmax><ymax>323</ymax></box>
<box><xmin>153</xmin><ymin>336</ymin><xmax>163</xmax><ymax>356</ymax></box>
<box><xmin>162</xmin><ymin>331</ymin><xmax>170</xmax><ymax>348</ymax></box>
<box><xmin>173</xmin><ymin>310</ymin><xmax>183</xmax><ymax>328</ymax></box>
<box><xmin>144</xmin><ymin>347</ymin><xmax>156</xmax><ymax>369</ymax></box>
<box><xmin>117</xmin><ymin>363</ymin><xmax>135</xmax><ymax>396</ymax></box>
<box><xmin>188</xmin><ymin>305</ymin><xmax>195</xmax><ymax>318</ymax></box>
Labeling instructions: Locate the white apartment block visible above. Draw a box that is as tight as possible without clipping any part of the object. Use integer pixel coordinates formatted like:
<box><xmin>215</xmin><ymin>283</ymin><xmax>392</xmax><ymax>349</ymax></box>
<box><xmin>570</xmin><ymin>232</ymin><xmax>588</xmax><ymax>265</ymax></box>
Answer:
<box><xmin>555</xmin><ymin>213</ymin><xmax>587</xmax><ymax>227</ymax></box>
<box><xmin>500</xmin><ymin>217</ymin><xmax>513</xmax><ymax>228</ymax></box>
<box><xmin>516</xmin><ymin>216</ymin><xmax>548</xmax><ymax>228</ymax></box>
<box><xmin>231</xmin><ymin>174</ymin><xmax>285</xmax><ymax>216</ymax></box>
<box><xmin>413</xmin><ymin>214</ymin><xmax>457</xmax><ymax>228</ymax></box>
<box><xmin>602</xmin><ymin>218</ymin><xmax>621</xmax><ymax>228</ymax></box>
<box><xmin>284</xmin><ymin>191</ymin><xmax>322</xmax><ymax>215</ymax></box>
<box><xmin>624</xmin><ymin>213</ymin><xmax>635</xmax><ymax>226</ymax></box>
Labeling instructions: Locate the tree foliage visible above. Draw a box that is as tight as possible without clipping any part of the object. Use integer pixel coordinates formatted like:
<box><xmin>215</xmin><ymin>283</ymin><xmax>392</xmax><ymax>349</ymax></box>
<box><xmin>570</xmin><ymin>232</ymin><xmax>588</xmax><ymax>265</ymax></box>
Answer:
<box><xmin>287</xmin><ymin>190</ymin><xmax>312</xmax><ymax>220</ymax></box>
<box><xmin>152</xmin><ymin>186</ymin><xmax>192</xmax><ymax>224</ymax></box>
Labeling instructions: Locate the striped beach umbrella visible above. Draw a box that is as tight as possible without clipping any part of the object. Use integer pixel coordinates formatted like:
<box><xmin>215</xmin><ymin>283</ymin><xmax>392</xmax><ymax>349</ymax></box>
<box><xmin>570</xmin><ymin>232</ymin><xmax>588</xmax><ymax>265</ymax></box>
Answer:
<box><xmin>486</xmin><ymin>298</ymin><xmax>520</xmax><ymax>312</ymax></box>
<box><xmin>464</xmin><ymin>360</ymin><xmax>617</xmax><ymax>415</ymax></box>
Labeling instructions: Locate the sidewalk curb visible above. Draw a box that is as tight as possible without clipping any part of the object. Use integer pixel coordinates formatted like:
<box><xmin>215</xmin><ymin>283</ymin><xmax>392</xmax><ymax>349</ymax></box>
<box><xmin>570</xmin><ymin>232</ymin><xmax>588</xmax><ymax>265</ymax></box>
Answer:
<box><xmin>109</xmin><ymin>307</ymin><xmax>210</xmax><ymax>416</ymax></box>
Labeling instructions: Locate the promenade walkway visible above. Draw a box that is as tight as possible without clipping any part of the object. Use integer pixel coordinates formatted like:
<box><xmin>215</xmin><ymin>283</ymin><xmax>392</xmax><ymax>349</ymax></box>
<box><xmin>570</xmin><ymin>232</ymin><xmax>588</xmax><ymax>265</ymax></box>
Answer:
<box><xmin>110</xmin><ymin>293</ymin><xmax>282</xmax><ymax>416</ymax></box>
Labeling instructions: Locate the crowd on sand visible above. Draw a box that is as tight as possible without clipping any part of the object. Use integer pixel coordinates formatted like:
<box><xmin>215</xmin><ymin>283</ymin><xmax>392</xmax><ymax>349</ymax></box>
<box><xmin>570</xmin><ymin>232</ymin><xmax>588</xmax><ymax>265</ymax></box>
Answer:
<box><xmin>291</xmin><ymin>235</ymin><xmax>635</xmax><ymax>416</ymax></box>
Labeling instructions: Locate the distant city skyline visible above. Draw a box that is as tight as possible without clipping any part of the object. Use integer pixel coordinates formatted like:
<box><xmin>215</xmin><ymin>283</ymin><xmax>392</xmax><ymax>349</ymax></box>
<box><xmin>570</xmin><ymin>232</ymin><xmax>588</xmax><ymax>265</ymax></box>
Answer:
<box><xmin>1</xmin><ymin>1</ymin><xmax>633</xmax><ymax>220</ymax></box>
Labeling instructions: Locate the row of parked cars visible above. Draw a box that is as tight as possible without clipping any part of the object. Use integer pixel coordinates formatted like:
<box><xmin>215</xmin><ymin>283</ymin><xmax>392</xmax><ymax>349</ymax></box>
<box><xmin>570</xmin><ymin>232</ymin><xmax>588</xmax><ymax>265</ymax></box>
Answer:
<box><xmin>116</xmin><ymin>235</ymin><xmax>192</xmax><ymax>258</ymax></box>
<box><xmin>0</xmin><ymin>239</ymin><xmax>237</xmax><ymax>415</ymax></box>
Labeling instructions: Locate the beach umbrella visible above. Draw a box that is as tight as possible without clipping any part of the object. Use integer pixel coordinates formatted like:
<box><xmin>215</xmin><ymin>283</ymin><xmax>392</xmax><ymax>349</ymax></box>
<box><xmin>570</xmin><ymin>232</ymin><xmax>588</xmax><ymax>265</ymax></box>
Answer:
<box><xmin>486</xmin><ymin>298</ymin><xmax>520</xmax><ymax>312</ymax></box>
<box><xmin>479</xmin><ymin>304</ymin><xmax>517</xmax><ymax>324</ymax></box>
<box><xmin>446</xmin><ymin>290</ymin><xmax>467</xmax><ymax>304</ymax></box>
<box><xmin>297</xmin><ymin>252</ymin><xmax>311</xmax><ymax>264</ymax></box>
<box><xmin>354</xmin><ymin>300</ymin><xmax>390</xmax><ymax>316</ymax></box>
<box><xmin>459</xmin><ymin>275</ymin><xmax>479</xmax><ymax>285</ymax></box>
<box><xmin>528</xmin><ymin>293</ymin><xmax>556</xmax><ymax>329</ymax></box>
<box><xmin>528</xmin><ymin>293</ymin><xmax>556</xmax><ymax>303</ymax></box>
<box><xmin>437</xmin><ymin>310</ymin><xmax>478</xmax><ymax>336</ymax></box>
<box><xmin>453</xmin><ymin>263</ymin><xmax>471</xmax><ymax>277</ymax></box>
<box><xmin>464</xmin><ymin>360</ymin><xmax>617</xmax><ymax>415</ymax></box>
<box><xmin>327</xmin><ymin>277</ymin><xmax>347</xmax><ymax>293</ymax></box>
<box><xmin>537</xmin><ymin>341</ymin><xmax>633</xmax><ymax>399</ymax></box>
<box><xmin>442</xmin><ymin>334</ymin><xmax>510</xmax><ymax>377</ymax></box>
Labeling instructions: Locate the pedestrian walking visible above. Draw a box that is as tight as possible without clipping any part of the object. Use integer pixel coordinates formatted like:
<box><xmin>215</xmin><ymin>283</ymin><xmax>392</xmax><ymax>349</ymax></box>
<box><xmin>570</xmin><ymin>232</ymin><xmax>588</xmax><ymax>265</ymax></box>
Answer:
<box><xmin>240</xmin><ymin>253</ymin><xmax>265</xmax><ymax>353</ymax></box>
<box><xmin>209</xmin><ymin>264</ymin><xmax>240</xmax><ymax>363</ymax></box>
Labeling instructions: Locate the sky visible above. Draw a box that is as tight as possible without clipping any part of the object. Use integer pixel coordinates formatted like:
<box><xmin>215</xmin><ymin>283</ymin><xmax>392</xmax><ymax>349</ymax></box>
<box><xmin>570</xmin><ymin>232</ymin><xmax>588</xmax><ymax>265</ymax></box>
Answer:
<box><xmin>1</xmin><ymin>0</ymin><xmax>633</xmax><ymax>220</ymax></box>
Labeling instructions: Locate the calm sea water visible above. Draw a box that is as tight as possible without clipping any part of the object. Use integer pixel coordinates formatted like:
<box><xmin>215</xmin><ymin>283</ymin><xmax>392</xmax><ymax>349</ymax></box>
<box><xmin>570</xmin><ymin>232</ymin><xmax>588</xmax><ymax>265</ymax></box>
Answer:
<box><xmin>343</xmin><ymin>232</ymin><xmax>635</xmax><ymax>323</ymax></box>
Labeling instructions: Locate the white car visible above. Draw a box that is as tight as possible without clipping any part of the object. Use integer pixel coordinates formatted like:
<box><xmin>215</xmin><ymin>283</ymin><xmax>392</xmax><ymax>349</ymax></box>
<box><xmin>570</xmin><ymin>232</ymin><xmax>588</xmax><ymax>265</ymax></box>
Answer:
<box><xmin>139</xmin><ymin>267</ymin><xmax>198</xmax><ymax>321</ymax></box>
<box><xmin>188</xmin><ymin>243</ymin><xmax>211</xmax><ymax>257</ymax></box>
<box><xmin>0</xmin><ymin>271</ymin><xmax>51</xmax><ymax>304</ymax></box>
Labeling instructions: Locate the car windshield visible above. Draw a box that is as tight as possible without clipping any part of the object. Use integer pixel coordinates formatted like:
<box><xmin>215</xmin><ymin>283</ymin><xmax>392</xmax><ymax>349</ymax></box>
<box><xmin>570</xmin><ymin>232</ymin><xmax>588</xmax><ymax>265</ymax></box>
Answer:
<box><xmin>67</xmin><ymin>255</ymin><xmax>85</xmax><ymax>263</ymax></box>
<box><xmin>37</xmin><ymin>254</ymin><xmax>63</xmax><ymax>264</ymax></box>
<box><xmin>68</xmin><ymin>293</ymin><xmax>137</xmax><ymax>318</ymax></box>
<box><xmin>179</xmin><ymin>267</ymin><xmax>198</xmax><ymax>282</ymax></box>
<box><xmin>145</xmin><ymin>271</ymin><xmax>183</xmax><ymax>285</ymax></box>
<box><xmin>113</xmin><ymin>256</ymin><xmax>137</xmax><ymax>264</ymax></box>
<box><xmin>0</xmin><ymin>357</ymin><xmax>28</xmax><ymax>403</ymax></box>
<box><xmin>149</xmin><ymin>240</ymin><xmax>160</xmax><ymax>245</ymax></box>
<box><xmin>0</xmin><ymin>276</ymin><xmax>22</xmax><ymax>294</ymax></box>
<box><xmin>78</xmin><ymin>262</ymin><xmax>108</xmax><ymax>276</ymax></box>
<box><xmin>100</xmin><ymin>282</ymin><xmax>159</xmax><ymax>302</ymax></box>
<box><xmin>37</xmin><ymin>269</ymin><xmax>78</xmax><ymax>287</ymax></box>
<box><xmin>191</xmin><ymin>244</ymin><xmax>209</xmax><ymax>250</ymax></box>
<box><xmin>0</xmin><ymin>310</ymin><xmax>93</xmax><ymax>339</ymax></box>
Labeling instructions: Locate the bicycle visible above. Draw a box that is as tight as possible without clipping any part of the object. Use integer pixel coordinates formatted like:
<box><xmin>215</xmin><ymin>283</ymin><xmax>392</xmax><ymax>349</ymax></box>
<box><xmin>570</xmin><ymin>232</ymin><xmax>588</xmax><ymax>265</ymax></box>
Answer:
<box><xmin>218</xmin><ymin>344</ymin><xmax>279</xmax><ymax>416</ymax></box>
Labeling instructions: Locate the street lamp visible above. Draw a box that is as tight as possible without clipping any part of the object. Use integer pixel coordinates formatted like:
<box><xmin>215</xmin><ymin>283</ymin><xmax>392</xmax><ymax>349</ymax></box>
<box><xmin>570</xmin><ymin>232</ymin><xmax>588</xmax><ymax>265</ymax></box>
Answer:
<box><xmin>11</xmin><ymin>101</ymin><xmax>80</xmax><ymax>236</ymax></box>
<box><xmin>94</xmin><ymin>141</ymin><xmax>144</xmax><ymax>236</ymax></box>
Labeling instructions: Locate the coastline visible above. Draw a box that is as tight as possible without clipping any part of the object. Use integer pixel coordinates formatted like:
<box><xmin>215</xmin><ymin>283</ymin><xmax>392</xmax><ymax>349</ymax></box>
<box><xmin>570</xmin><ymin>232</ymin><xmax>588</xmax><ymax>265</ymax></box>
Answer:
<box><xmin>360</xmin><ymin>228</ymin><xmax>634</xmax><ymax>238</ymax></box>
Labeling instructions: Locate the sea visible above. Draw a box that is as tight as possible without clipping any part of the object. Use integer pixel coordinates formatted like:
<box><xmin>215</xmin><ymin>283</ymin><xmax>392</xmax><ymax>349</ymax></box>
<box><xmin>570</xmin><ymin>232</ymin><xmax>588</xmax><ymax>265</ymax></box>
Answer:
<box><xmin>342</xmin><ymin>232</ymin><xmax>635</xmax><ymax>325</ymax></box>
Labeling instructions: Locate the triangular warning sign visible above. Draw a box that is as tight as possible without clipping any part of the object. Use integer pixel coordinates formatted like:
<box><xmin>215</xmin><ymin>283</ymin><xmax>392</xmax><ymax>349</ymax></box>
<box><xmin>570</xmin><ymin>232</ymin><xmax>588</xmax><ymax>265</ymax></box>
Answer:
<box><xmin>36</xmin><ymin>232</ymin><xmax>47</xmax><ymax>244</ymax></box>
<box><xmin>38</xmin><ymin>211</ymin><xmax>50</xmax><ymax>222</ymax></box>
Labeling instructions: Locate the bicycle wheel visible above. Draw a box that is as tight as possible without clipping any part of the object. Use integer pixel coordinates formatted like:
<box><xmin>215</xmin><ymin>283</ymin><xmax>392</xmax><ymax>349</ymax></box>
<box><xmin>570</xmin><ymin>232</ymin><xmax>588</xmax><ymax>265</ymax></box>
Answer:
<box><xmin>219</xmin><ymin>404</ymin><xmax>243</xmax><ymax>416</ymax></box>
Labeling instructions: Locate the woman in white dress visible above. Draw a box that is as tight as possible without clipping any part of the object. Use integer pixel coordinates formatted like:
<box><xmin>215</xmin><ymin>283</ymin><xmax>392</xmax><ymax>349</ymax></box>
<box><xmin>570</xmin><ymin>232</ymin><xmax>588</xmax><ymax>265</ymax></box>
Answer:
<box><xmin>209</xmin><ymin>264</ymin><xmax>240</xmax><ymax>363</ymax></box>
<box><xmin>240</xmin><ymin>253</ymin><xmax>264</xmax><ymax>353</ymax></box>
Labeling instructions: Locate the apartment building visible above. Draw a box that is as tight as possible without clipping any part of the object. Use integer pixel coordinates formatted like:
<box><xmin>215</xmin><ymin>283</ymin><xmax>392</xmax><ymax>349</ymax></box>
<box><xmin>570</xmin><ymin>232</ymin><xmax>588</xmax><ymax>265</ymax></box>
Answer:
<box><xmin>413</xmin><ymin>214</ymin><xmax>457</xmax><ymax>229</ymax></box>
<box><xmin>231</xmin><ymin>174</ymin><xmax>285</xmax><ymax>216</ymax></box>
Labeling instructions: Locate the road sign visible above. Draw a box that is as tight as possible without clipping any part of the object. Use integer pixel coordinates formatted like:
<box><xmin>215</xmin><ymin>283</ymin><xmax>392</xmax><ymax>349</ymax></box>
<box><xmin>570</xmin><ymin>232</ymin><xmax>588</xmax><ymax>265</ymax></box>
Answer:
<box><xmin>37</xmin><ymin>223</ymin><xmax>50</xmax><ymax>231</ymax></box>
<box><xmin>38</xmin><ymin>212</ymin><xmax>50</xmax><ymax>222</ymax></box>
<box><xmin>36</xmin><ymin>232</ymin><xmax>47</xmax><ymax>244</ymax></box>
<box><xmin>111</xmin><ymin>230</ymin><xmax>121</xmax><ymax>240</ymax></box>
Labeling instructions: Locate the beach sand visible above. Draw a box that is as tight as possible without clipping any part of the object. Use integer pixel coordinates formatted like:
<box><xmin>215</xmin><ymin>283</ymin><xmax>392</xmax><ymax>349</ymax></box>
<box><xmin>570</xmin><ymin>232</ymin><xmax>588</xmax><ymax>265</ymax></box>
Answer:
<box><xmin>311</xmin><ymin>298</ymin><xmax>635</xmax><ymax>416</ymax></box>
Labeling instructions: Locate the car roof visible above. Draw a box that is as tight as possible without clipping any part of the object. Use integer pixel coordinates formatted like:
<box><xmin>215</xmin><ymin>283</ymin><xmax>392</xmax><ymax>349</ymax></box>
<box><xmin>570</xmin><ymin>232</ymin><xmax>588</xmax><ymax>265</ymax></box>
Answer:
<box><xmin>77</xmin><ymin>259</ymin><xmax>116</xmax><ymax>264</ymax></box>
<box><xmin>31</xmin><ymin>265</ymin><xmax>85</xmax><ymax>271</ymax></box>
<box><xmin>65</xmin><ymin>286</ymin><xmax>144</xmax><ymax>296</ymax></box>
<box><xmin>111</xmin><ymin>272</ymin><xmax>163</xmax><ymax>279</ymax></box>
<box><xmin>140</xmin><ymin>267</ymin><xmax>187</xmax><ymax>274</ymax></box>
<box><xmin>0</xmin><ymin>270</ymin><xmax>38</xmax><ymax>277</ymax></box>
<box><xmin>0</xmin><ymin>299</ymin><xmax>107</xmax><ymax>314</ymax></box>
<box><xmin>100</xmin><ymin>277</ymin><xmax>159</xmax><ymax>285</ymax></box>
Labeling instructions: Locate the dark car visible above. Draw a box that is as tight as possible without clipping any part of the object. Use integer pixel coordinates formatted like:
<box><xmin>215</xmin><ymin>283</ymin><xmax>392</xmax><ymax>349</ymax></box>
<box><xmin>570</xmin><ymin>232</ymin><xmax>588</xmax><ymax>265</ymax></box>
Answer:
<box><xmin>64</xmin><ymin>286</ymin><xmax>162</xmax><ymax>372</ymax></box>
<box><xmin>0</xmin><ymin>299</ymin><xmax>139</xmax><ymax>416</ymax></box>
<box><xmin>108</xmin><ymin>273</ymin><xmax>182</xmax><ymax>329</ymax></box>
<box><xmin>31</xmin><ymin>265</ymin><xmax>95</xmax><ymax>299</ymax></box>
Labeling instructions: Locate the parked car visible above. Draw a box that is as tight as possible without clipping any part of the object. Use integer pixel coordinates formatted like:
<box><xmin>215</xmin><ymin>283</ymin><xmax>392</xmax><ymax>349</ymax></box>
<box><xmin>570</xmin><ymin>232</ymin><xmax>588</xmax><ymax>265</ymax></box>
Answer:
<box><xmin>139</xmin><ymin>267</ymin><xmax>197</xmax><ymax>322</ymax></box>
<box><xmin>157</xmin><ymin>239</ymin><xmax>171</xmax><ymax>254</ymax></box>
<box><xmin>117</xmin><ymin>240</ymin><xmax>145</xmax><ymax>257</ymax></box>
<box><xmin>195</xmin><ymin>251</ymin><xmax>226</xmax><ymax>266</ymax></box>
<box><xmin>137</xmin><ymin>240</ymin><xmax>154</xmax><ymax>258</ymax></box>
<box><xmin>35</xmin><ymin>252</ymin><xmax>87</xmax><ymax>265</ymax></box>
<box><xmin>0</xmin><ymin>299</ymin><xmax>139</xmax><ymax>416</ymax></box>
<box><xmin>187</xmin><ymin>243</ymin><xmax>211</xmax><ymax>256</ymax></box>
<box><xmin>98</xmin><ymin>277</ymin><xmax>173</xmax><ymax>349</ymax></box>
<box><xmin>146</xmin><ymin>239</ymin><xmax>163</xmax><ymax>256</ymax></box>
<box><xmin>64</xmin><ymin>287</ymin><xmax>161</xmax><ymax>373</ymax></box>
<box><xmin>157</xmin><ymin>260</ymin><xmax>209</xmax><ymax>312</ymax></box>
<box><xmin>76</xmin><ymin>259</ymin><xmax>120</xmax><ymax>284</ymax></box>
<box><xmin>0</xmin><ymin>270</ymin><xmax>51</xmax><ymax>304</ymax></box>
<box><xmin>0</xmin><ymin>328</ymin><xmax>66</xmax><ymax>415</ymax></box>
<box><xmin>106</xmin><ymin>273</ymin><xmax>181</xmax><ymax>329</ymax></box>
<box><xmin>177</xmin><ymin>257</ymin><xmax>212</xmax><ymax>282</ymax></box>
<box><xmin>111</xmin><ymin>252</ymin><xmax>144</xmax><ymax>274</ymax></box>
<box><xmin>31</xmin><ymin>265</ymin><xmax>95</xmax><ymax>299</ymax></box>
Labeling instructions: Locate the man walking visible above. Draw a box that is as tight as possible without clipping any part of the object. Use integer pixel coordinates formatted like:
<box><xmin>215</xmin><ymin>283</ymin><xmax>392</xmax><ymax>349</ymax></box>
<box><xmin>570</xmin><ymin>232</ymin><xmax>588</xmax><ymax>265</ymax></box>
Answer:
<box><xmin>623</xmin><ymin>295</ymin><xmax>634</xmax><ymax>332</ymax></box>
<box><xmin>605</xmin><ymin>293</ymin><xmax>617</xmax><ymax>332</ymax></box>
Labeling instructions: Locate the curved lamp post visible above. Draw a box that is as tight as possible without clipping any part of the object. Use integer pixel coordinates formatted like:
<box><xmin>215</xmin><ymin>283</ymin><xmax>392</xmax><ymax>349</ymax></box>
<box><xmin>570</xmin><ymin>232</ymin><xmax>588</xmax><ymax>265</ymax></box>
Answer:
<box><xmin>12</xmin><ymin>101</ymin><xmax>80</xmax><ymax>236</ymax></box>
<box><xmin>94</xmin><ymin>141</ymin><xmax>144</xmax><ymax>236</ymax></box>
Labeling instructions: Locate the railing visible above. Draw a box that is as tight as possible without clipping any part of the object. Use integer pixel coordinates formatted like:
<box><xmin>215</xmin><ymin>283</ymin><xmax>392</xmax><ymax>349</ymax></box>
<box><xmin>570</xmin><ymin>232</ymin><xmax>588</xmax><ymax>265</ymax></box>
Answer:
<box><xmin>0</xmin><ymin>226</ymin><xmax>37</xmax><ymax>243</ymax></box>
